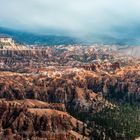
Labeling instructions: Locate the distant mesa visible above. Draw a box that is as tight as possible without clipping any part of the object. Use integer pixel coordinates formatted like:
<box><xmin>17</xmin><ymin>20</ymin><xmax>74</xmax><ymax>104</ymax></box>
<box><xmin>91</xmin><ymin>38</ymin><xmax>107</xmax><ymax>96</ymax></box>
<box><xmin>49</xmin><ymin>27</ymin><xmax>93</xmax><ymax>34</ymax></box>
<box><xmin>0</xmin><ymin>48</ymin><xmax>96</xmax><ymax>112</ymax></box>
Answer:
<box><xmin>0</xmin><ymin>37</ymin><xmax>29</xmax><ymax>50</ymax></box>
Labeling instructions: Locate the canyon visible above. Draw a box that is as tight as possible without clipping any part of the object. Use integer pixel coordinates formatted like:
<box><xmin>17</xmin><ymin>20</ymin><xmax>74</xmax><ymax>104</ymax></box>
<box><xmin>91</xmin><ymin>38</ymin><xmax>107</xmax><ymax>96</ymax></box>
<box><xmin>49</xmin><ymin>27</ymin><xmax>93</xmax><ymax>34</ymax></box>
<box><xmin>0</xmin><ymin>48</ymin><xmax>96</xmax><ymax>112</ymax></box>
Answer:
<box><xmin>0</xmin><ymin>38</ymin><xmax>140</xmax><ymax>140</ymax></box>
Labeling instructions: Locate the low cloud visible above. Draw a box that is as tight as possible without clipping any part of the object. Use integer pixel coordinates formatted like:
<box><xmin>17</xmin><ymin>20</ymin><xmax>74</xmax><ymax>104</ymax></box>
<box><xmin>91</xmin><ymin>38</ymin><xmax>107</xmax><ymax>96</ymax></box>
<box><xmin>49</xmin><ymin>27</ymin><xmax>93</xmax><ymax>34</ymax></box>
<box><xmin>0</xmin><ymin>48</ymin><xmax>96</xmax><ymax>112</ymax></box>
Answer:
<box><xmin>0</xmin><ymin>0</ymin><xmax>140</xmax><ymax>43</ymax></box>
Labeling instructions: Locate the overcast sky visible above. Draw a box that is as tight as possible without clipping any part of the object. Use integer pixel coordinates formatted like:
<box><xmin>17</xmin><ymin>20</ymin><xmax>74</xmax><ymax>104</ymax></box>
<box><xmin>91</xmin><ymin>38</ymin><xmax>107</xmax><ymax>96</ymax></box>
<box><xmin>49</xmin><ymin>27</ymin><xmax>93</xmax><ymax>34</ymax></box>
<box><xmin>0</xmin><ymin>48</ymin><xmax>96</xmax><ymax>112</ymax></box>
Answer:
<box><xmin>0</xmin><ymin>0</ymin><xmax>140</xmax><ymax>40</ymax></box>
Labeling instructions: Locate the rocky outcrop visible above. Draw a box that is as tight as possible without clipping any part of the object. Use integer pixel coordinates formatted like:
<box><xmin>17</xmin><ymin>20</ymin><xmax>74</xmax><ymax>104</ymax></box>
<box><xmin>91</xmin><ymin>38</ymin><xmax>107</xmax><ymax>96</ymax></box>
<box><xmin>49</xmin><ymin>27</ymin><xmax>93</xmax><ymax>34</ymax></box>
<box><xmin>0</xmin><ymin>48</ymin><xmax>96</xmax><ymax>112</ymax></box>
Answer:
<box><xmin>0</xmin><ymin>99</ymin><xmax>90</xmax><ymax>140</ymax></box>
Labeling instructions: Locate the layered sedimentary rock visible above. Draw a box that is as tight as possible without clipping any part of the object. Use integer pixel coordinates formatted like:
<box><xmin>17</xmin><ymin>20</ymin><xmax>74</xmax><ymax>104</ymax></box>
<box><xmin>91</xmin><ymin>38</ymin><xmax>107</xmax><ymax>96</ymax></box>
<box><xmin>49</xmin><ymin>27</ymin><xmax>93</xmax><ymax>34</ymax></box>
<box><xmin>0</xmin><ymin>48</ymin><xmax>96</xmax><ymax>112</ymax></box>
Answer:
<box><xmin>0</xmin><ymin>40</ymin><xmax>139</xmax><ymax>139</ymax></box>
<box><xmin>0</xmin><ymin>99</ymin><xmax>90</xmax><ymax>140</ymax></box>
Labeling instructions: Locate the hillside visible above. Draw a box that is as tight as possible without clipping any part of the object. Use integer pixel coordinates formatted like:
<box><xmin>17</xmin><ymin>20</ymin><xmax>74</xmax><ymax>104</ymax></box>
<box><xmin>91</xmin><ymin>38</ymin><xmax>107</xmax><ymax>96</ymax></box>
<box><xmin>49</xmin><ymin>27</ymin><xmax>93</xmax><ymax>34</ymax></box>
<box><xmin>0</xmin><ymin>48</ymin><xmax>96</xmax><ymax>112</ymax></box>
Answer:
<box><xmin>0</xmin><ymin>27</ymin><xmax>81</xmax><ymax>45</ymax></box>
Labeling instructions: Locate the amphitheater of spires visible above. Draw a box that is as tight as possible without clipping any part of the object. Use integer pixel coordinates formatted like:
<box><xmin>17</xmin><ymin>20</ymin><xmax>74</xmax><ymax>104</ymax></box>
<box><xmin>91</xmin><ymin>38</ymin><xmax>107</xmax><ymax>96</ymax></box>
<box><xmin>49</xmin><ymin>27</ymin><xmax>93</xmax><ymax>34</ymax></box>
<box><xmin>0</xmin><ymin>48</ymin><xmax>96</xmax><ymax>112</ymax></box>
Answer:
<box><xmin>0</xmin><ymin>37</ymin><xmax>139</xmax><ymax>139</ymax></box>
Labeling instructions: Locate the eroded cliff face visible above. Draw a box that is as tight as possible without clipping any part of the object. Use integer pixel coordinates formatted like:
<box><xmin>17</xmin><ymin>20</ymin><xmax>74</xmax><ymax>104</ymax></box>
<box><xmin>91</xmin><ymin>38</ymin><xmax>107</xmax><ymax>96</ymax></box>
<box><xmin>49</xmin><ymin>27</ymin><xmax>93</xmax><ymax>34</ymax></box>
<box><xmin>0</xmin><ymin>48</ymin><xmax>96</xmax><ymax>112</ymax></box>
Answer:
<box><xmin>85</xmin><ymin>64</ymin><xmax>140</xmax><ymax>103</ymax></box>
<box><xmin>0</xmin><ymin>64</ymin><xmax>140</xmax><ymax>106</ymax></box>
<box><xmin>0</xmin><ymin>99</ymin><xmax>90</xmax><ymax>140</ymax></box>
<box><xmin>0</xmin><ymin>69</ymin><xmax>112</xmax><ymax>113</ymax></box>
<box><xmin>0</xmin><ymin>68</ymin><xmax>113</xmax><ymax>140</ymax></box>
